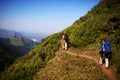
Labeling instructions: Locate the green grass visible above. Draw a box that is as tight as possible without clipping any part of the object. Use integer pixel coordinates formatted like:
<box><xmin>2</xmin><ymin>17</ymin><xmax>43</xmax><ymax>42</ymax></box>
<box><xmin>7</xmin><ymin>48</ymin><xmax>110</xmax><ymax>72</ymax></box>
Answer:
<box><xmin>34</xmin><ymin>51</ymin><xmax>108</xmax><ymax>80</ymax></box>
<box><xmin>0</xmin><ymin>33</ymin><xmax>60</xmax><ymax>80</ymax></box>
<box><xmin>1</xmin><ymin>0</ymin><xmax>120</xmax><ymax>79</ymax></box>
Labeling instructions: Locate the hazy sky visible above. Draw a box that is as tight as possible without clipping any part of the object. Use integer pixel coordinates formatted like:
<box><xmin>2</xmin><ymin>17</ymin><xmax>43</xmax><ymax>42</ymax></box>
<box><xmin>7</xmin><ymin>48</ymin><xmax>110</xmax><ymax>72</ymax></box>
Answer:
<box><xmin>0</xmin><ymin>0</ymin><xmax>100</xmax><ymax>34</ymax></box>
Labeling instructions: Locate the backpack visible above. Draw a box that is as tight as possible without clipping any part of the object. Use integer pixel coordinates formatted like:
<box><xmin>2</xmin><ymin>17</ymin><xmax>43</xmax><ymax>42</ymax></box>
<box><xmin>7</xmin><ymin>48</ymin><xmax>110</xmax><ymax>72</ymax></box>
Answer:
<box><xmin>63</xmin><ymin>34</ymin><xmax>68</xmax><ymax>40</ymax></box>
<box><xmin>104</xmin><ymin>40</ymin><xmax>111</xmax><ymax>53</ymax></box>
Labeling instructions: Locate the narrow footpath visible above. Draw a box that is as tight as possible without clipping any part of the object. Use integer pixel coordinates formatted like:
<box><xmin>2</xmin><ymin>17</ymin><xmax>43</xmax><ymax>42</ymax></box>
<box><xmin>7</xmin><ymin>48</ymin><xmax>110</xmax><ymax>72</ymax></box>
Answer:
<box><xmin>63</xmin><ymin>50</ymin><xmax>119</xmax><ymax>80</ymax></box>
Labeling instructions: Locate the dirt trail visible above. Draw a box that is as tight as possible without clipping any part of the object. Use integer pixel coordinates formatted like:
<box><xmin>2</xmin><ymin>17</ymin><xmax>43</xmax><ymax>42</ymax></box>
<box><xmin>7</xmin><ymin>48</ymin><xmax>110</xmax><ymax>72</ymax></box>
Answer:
<box><xmin>64</xmin><ymin>50</ymin><xmax>118</xmax><ymax>80</ymax></box>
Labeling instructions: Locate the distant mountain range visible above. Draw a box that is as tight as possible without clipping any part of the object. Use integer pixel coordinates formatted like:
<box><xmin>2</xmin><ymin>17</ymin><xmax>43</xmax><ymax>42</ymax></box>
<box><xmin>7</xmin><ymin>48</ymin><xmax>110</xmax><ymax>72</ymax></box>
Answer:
<box><xmin>21</xmin><ymin>32</ymin><xmax>48</xmax><ymax>43</ymax></box>
<box><xmin>0</xmin><ymin>28</ymin><xmax>48</xmax><ymax>42</ymax></box>
<box><xmin>0</xmin><ymin>28</ymin><xmax>23</xmax><ymax>38</ymax></box>
<box><xmin>0</xmin><ymin>28</ymin><xmax>43</xmax><ymax>55</ymax></box>
<box><xmin>0</xmin><ymin>37</ymin><xmax>39</xmax><ymax>55</ymax></box>
<box><xmin>0</xmin><ymin>28</ymin><xmax>41</xmax><ymax>72</ymax></box>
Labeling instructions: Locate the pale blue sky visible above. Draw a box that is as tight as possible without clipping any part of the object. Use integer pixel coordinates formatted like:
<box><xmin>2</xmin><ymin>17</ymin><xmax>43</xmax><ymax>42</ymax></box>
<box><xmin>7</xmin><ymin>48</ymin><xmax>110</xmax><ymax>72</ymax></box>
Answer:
<box><xmin>0</xmin><ymin>0</ymin><xmax>100</xmax><ymax>34</ymax></box>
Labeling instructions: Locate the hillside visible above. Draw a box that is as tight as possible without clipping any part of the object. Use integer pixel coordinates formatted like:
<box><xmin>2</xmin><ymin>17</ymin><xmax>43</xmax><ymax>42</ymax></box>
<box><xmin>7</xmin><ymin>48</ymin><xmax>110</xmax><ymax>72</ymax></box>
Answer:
<box><xmin>34</xmin><ymin>50</ymin><xmax>108</xmax><ymax>80</ymax></box>
<box><xmin>0</xmin><ymin>0</ymin><xmax>120</xmax><ymax>80</ymax></box>
<box><xmin>0</xmin><ymin>37</ymin><xmax>39</xmax><ymax>72</ymax></box>
<box><xmin>63</xmin><ymin>0</ymin><xmax>120</xmax><ymax>77</ymax></box>
<box><xmin>0</xmin><ymin>37</ymin><xmax>39</xmax><ymax>54</ymax></box>
<box><xmin>0</xmin><ymin>46</ymin><xmax>21</xmax><ymax>72</ymax></box>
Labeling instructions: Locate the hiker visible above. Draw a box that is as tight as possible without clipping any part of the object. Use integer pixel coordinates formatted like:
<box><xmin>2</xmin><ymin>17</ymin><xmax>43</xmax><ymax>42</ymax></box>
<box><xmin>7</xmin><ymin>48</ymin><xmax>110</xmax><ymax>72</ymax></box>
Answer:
<box><xmin>62</xmin><ymin>33</ymin><xmax>68</xmax><ymax>50</ymax></box>
<box><xmin>99</xmin><ymin>40</ymin><xmax>105</xmax><ymax>65</ymax></box>
<box><xmin>104</xmin><ymin>40</ymin><xmax>111</xmax><ymax>69</ymax></box>
<box><xmin>99</xmin><ymin>40</ymin><xmax>111</xmax><ymax>69</ymax></box>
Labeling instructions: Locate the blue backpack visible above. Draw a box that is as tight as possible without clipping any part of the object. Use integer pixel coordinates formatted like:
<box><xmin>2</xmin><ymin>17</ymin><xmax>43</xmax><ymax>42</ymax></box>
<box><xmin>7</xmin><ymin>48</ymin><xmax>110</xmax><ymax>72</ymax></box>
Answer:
<box><xmin>104</xmin><ymin>40</ymin><xmax>111</xmax><ymax>53</ymax></box>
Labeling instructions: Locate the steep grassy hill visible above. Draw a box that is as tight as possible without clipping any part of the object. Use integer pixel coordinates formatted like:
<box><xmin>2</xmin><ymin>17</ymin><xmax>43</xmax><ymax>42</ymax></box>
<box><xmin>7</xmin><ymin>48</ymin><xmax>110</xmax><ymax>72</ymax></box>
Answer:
<box><xmin>63</xmin><ymin>0</ymin><xmax>120</xmax><ymax>76</ymax></box>
<box><xmin>0</xmin><ymin>34</ymin><xmax>60</xmax><ymax>80</ymax></box>
<box><xmin>0</xmin><ymin>0</ymin><xmax>120</xmax><ymax>80</ymax></box>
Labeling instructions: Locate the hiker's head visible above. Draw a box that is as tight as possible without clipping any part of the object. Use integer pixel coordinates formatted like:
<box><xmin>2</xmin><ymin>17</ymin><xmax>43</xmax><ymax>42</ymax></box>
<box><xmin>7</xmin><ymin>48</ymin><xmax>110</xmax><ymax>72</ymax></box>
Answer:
<box><xmin>101</xmin><ymin>39</ymin><xmax>105</xmax><ymax>44</ymax></box>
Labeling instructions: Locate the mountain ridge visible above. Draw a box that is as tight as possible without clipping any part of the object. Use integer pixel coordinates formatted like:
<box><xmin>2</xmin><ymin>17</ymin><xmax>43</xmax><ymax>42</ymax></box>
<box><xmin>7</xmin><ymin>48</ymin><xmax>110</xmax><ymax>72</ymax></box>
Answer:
<box><xmin>0</xmin><ymin>28</ymin><xmax>23</xmax><ymax>38</ymax></box>
<box><xmin>0</xmin><ymin>28</ymin><xmax>47</xmax><ymax>42</ymax></box>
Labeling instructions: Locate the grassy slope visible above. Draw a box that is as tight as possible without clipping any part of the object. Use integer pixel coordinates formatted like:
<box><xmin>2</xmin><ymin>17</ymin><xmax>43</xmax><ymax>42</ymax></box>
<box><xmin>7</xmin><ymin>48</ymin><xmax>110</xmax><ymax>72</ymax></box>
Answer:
<box><xmin>62</xmin><ymin>0</ymin><xmax>120</xmax><ymax>77</ymax></box>
<box><xmin>0</xmin><ymin>0</ymin><xmax>120</xmax><ymax>80</ymax></box>
<box><xmin>0</xmin><ymin>34</ymin><xmax>60</xmax><ymax>80</ymax></box>
<box><xmin>34</xmin><ymin>51</ymin><xmax>108</xmax><ymax>80</ymax></box>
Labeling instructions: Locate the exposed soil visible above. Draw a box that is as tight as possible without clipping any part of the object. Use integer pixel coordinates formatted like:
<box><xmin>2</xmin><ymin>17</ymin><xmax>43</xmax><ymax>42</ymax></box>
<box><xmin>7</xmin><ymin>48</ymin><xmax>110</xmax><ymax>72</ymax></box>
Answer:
<box><xmin>63</xmin><ymin>50</ymin><xmax>119</xmax><ymax>80</ymax></box>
